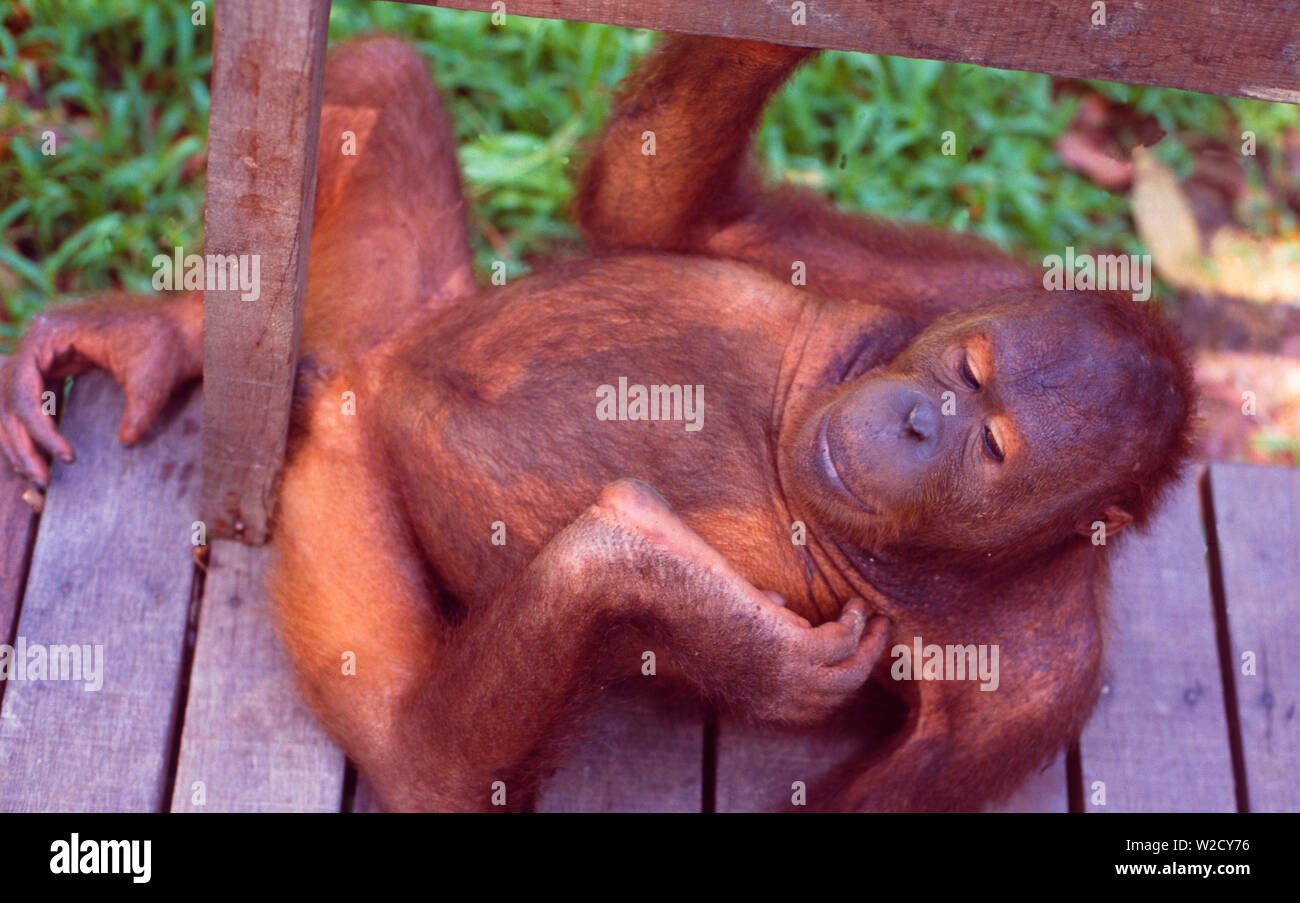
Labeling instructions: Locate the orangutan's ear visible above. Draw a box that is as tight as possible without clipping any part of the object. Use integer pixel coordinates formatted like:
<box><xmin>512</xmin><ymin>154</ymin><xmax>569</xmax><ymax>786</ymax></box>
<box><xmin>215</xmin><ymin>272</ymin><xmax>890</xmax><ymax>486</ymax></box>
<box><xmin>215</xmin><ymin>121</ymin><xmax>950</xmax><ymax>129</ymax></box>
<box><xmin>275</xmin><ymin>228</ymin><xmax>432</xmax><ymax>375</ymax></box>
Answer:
<box><xmin>1077</xmin><ymin>504</ymin><xmax>1134</xmax><ymax>542</ymax></box>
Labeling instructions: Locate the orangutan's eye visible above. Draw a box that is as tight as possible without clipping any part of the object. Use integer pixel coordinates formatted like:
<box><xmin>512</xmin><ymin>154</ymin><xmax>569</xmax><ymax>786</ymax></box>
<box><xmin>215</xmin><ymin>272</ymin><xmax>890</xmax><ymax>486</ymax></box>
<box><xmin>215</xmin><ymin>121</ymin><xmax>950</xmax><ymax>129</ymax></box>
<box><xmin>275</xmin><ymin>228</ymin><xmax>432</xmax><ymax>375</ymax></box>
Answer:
<box><xmin>983</xmin><ymin>424</ymin><xmax>1004</xmax><ymax>462</ymax></box>
<box><xmin>960</xmin><ymin>353</ymin><xmax>981</xmax><ymax>390</ymax></box>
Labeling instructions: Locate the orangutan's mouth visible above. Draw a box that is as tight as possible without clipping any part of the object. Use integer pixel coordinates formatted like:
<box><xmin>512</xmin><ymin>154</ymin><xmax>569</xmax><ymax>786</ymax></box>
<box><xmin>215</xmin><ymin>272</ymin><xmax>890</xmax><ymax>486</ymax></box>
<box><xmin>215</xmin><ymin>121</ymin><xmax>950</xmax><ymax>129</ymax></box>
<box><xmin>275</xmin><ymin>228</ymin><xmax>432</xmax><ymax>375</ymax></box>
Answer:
<box><xmin>817</xmin><ymin>411</ymin><xmax>875</xmax><ymax>514</ymax></box>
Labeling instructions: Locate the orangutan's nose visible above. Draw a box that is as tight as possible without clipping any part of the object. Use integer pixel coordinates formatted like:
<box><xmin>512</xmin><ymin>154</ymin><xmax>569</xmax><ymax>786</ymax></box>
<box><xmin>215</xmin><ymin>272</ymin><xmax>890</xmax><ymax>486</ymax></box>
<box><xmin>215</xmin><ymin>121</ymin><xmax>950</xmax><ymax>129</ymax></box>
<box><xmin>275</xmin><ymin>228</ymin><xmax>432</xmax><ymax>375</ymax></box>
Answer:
<box><xmin>905</xmin><ymin>398</ymin><xmax>938</xmax><ymax>442</ymax></box>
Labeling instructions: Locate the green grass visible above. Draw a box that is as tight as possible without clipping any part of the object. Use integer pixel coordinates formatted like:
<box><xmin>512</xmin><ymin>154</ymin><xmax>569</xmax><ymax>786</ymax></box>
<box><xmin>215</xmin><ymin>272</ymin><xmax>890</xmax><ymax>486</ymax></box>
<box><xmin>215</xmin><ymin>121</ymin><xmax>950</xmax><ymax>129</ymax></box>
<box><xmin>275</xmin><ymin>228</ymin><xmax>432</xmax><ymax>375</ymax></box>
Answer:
<box><xmin>2</xmin><ymin>0</ymin><xmax>1297</xmax><ymax>348</ymax></box>
<box><xmin>1</xmin><ymin>0</ymin><xmax>209</xmax><ymax>340</ymax></box>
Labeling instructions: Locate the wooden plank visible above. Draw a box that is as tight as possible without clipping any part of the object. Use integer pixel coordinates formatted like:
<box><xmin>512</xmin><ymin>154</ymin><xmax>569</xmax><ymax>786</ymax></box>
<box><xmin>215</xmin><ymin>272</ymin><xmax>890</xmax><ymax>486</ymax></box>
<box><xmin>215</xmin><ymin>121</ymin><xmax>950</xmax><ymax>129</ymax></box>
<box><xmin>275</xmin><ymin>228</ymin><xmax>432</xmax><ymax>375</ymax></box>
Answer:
<box><xmin>1207</xmin><ymin>462</ymin><xmax>1299</xmax><ymax>813</ymax></box>
<box><xmin>715</xmin><ymin>686</ymin><xmax>907</xmax><ymax>812</ymax></box>
<box><xmin>716</xmin><ymin>707</ymin><xmax>1068</xmax><ymax>812</ymax></box>
<box><xmin>352</xmin><ymin>774</ymin><xmax>383</xmax><ymax>813</ymax></box>
<box><xmin>0</xmin><ymin>371</ymin><xmax>200</xmax><ymax>811</ymax></box>
<box><xmin>714</xmin><ymin>716</ymin><xmax>862</xmax><ymax>812</ymax></box>
<box><xmin>1078</xmin><ymin>474</ymin><xmax>1236</xmax><ymax>812</ymax></box>
<box><xmin>349</xmin><ymin>683</ymin><xmax>706</xmax><ymax>812</ymax></box>
<box><xmin>417</xmin><ymin>0</ymin><xmax>1299</xmax><ymax>103</ymax></box>
<box><xmin>534</xmin><ymin>682</ymin><xmax>705</xmax><ymax>812</ymax></box>
<box><xmin>170</xmin><ymin>539</ymin><xmax>346</xmax><ymax>812</ymax></box>
<box><xmin>201</xmin><ymin>0</ymin><xmax>330</xmax><ymax>543</ymax></box>
<box><xmin>0</xmin><ymin>469</ymin><xmax>38</xmax><ymax>646</ymax></box>
<box><xmin>987</xmin><ymin>753</ymin><xmax>1069</xmax><ymax>813</ymax></box>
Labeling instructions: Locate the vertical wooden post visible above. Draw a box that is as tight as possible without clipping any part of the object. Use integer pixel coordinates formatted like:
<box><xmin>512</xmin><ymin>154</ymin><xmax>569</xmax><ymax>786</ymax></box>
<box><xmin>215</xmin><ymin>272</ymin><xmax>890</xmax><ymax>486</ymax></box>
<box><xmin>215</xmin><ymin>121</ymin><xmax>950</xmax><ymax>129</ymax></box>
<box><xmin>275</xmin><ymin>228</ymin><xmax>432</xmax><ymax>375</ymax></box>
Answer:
<box><xmin>202</xmin><ymin>0</ymin><xmax>331</xmax><ymax>543</ymax></box>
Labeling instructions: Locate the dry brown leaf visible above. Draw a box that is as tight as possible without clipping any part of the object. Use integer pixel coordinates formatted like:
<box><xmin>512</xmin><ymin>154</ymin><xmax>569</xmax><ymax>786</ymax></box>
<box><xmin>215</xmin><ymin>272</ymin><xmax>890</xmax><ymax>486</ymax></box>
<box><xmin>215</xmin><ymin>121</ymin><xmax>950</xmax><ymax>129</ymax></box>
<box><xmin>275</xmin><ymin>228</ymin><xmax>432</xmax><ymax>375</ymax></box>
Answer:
<box><xmin>1130</xmin><ymin>146</ymin><xmax>1207</xmax><ymax>290</ymax></box>
<box><xmin>1131</xmin><ymin>146</ymin><xmax>1300</xmax><ymax>303</ymax></box>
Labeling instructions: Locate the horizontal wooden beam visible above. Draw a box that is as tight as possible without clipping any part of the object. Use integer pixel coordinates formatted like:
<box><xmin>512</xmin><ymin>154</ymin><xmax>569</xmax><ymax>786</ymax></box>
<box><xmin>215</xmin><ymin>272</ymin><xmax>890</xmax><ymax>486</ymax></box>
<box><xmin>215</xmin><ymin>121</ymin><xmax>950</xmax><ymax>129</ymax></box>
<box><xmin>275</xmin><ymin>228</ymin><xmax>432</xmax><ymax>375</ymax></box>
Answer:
<box><xmin>417</xmin><ymin>0</ymin><xmax>1300</xmax><ymax>103</ymax></box>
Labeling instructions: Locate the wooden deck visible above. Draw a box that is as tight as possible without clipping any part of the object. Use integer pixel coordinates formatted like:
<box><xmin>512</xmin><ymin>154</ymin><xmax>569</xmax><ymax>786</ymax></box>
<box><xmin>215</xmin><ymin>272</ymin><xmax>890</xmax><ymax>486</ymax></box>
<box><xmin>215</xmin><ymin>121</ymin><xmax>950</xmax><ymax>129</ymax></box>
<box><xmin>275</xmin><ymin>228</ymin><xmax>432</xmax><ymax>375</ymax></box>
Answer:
<box><xmin>0</xmin><ymin>371</ymin><xmax>1295</xmax><ymax>812</ymax></box>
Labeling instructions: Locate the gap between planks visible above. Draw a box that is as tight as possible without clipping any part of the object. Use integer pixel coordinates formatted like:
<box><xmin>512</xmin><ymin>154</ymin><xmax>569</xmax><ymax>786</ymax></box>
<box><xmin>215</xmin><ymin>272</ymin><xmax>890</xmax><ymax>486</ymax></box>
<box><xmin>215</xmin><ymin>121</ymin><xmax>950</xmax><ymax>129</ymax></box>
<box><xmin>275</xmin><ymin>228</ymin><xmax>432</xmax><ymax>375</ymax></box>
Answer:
<box><xmin>0</xmin><ymin>371</ymin><xmax>200</xmax><ymax>812</ymax></box>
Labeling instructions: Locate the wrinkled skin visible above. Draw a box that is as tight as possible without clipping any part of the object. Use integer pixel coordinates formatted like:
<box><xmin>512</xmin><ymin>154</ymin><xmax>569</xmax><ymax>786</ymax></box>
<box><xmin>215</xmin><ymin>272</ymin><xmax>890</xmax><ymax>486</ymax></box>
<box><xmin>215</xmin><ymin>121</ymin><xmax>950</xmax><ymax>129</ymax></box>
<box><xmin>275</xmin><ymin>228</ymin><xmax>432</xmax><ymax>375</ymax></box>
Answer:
<box><xmin>789</xmin><ymin>294</ymin><xmax>1185</xmax><ymax>565</ymax></box>
<box><xmin>0</xmin><ymin>293</ymin><xmax>202</xmax><ymax>484</ymax></box>
<box><xmin>0</xmin><ymin>35</ymin><xmax>1196</xmax><ymax>811</ymax></box>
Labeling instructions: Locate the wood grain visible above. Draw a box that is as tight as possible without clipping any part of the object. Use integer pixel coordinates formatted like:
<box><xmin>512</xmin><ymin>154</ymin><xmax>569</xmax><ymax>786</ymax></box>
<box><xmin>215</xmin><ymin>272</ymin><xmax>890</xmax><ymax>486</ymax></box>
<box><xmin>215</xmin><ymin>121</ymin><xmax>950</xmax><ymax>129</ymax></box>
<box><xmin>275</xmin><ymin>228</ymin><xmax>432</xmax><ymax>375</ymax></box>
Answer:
<box><xmin>1078</xmin><ymin>473</ymin><xmax>1236</xmax><ymax>812</ymax></box>
<box><xmin>534</xmin><ymin>681</ymin><xmax>705</xmax><ymax>812</ymax></box>
<box><xmin>714</xmin><ymin>722</ymin><xmax>1071</xmax><ymax>811</ymax></box>
<box><xmin>348</xmin><ymin>683</ymin><xmax>707</xmax><ymax>812</ymax></box>
<box><xmin>419</xmin><ymin>0</ymin><xmax>1300</xmax><ymax>103</ymax></box>
<box><xmin>0</xmin><ymin>371</ymin><xmax>201</xmax><ymax>812</ymax></box>
<box><xmin>714</xmin><ymin>686</ymin><xmax>908</xmax><ymax>812</ymax></box>
<box><xmin>352</xmin><ymin>774</ymin><xmax>384</xmax><ymax>813</ymax></box>
<box><xmin>170</xmin><ymin>539</ymin><xmax>346</xmax><ymax>812</ymax></box>
<box><xmin>201</xmin><ymin>0</ymin><xmax>330</xmax><ymax>543</ymax></box>
<box><xmin>1207</xmin><ymin>462</ymin><xmax>1299</xmax><ymax>812</ymax></box>
<box><xmin>0</xmin><ymin>469</ymin><xmax>37</xmax><ymax>651</ymax></box>
<box><xmin>714</xmin><ymin>714</ymin><xmax>862</xmax><ymax>812</ymax></box>
<box><xmin>986</xmin><ymin>753</ymin><xmax>1069</xmax><ymax>813</ymax></box>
